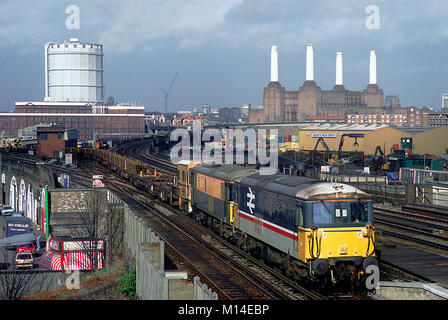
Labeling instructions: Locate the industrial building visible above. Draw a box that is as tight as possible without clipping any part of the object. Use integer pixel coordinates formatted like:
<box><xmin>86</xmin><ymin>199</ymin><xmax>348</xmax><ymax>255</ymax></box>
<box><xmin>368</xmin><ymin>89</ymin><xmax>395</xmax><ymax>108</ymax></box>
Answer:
<box><xmin>296</xmin><ymin>123</ymin><xmax>448</xmax><ymax>156</ymax></box>
<box><xmin>36</xmin><ymin>125</ymin><xmax>78</xmax><ymax>160</ymax></box>
<box><xmin>0</xmin><ymin>39</ymin><xmax>145</xmax><ymax>140</ymax></box>
<box><xmin>0</xmin><ymin>102</ymin><xmax>145</xmax><ymax>140</ymax></box>
<box><xmin>225</xmin><ymin>121</ymin><xmax>448</xmax><ymax>156</ymax></box>
<box><xmin>411</xmin><ymin>126</ymin><xmax>448</xmax><ymax>155</ymax></box>
<box><xmin>252</xmin><ymin>45</ymin><xmax>387</xmax><ymax>123</ymax></box>
<box><xmin>45</xmin><ymin>38</ymin><xmax>104</xmax><ymax>105</ymax></box>
<box><xmin>345</xmin><ymin>106</ymin><xmax>432</xmax><ymax>127</ymax></box>
<box><xmin>297</xmin><ymin>123</ymin><xmax>387</xmax><ymax>154</ymax></box>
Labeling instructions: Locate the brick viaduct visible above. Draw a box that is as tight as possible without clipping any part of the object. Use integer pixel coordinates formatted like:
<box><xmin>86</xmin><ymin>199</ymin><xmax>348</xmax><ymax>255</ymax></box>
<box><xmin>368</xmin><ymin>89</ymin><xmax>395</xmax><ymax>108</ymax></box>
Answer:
<box><xmin>0</xmin><ymin>153</ymin><xmax>56</xmax><ymax>226</ymax></box>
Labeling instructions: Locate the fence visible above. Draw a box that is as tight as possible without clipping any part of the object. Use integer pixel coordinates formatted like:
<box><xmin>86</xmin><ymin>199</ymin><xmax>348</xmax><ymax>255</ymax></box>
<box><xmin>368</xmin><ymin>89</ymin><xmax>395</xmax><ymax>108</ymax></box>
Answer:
<box><xmin>411</xmin><ymin>184</ymin><xmax>448</xmax><ymax>208</ymax></box>
<box><xmin>123</xmin><ymin>204</ymin><xmax>164</xmax><ymax>260</ymax></box>
<box><xmin>123</xmin><ymin>204</ymin><xmax>217</xmax><ymax>300</ymax></box>
<box><xmin>317</xmin><ymin>172</ymin><xmax>405</xmax><ymax>203</ymax></box>
<box><xmin>400</xmin><ymin>167</ymin><xmax>448</xmax><ymax>185</ymax></box>
<box><xmin>136</xmin><ymin>242</ymin><xmax>168</xmax><ymax>299</ymax></box>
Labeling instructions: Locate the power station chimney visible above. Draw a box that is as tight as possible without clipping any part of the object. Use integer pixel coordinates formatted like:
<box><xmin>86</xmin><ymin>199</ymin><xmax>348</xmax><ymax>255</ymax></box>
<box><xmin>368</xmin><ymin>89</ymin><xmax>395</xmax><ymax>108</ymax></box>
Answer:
<box><xmin>369</xmin><ymin>50</ymin><xmax>377</xmax><ymax>85</ymax></box>
<box><xmin>306</xmin><ymin>44</ymin><xmax>314</xmax><ymax>81</ymax></box>
<box><xmin>336</xmin><ymin>52</ymin><xmax>343</xmax><ymax>86</ymax></box>
<box><xmin>270</xmin><ymin>46</ymin><xmax>279</xmax><ymax>82</ymax></box>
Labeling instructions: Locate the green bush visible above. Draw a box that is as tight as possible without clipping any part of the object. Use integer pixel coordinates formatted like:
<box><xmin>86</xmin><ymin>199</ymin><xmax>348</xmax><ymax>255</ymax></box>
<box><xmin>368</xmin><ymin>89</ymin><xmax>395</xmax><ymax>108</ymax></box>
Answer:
<box><xmin>117</xmin><ymin>265</ymin><xmax>136</xmax><ymax>299</ymax></box>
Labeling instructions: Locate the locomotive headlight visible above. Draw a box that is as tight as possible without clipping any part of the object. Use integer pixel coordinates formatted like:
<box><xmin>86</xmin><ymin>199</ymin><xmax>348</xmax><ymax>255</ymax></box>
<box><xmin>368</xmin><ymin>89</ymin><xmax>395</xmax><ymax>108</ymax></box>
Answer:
<box><xmin>361</xmin><ymin>227</ymin><xmax>368</xmax><ymax>237</ymax></box>
<box><xmin>362</xmin><ymin>224</ymin><xmax>374</xmax><ymax>237</ymax></box>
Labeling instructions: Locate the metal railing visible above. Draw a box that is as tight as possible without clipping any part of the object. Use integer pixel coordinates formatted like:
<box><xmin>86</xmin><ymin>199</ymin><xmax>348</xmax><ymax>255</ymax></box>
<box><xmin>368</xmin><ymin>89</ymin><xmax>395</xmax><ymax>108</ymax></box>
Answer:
<box><xmin>413</xmin><ymin>184</ymin><xmax>448</xmax><ymax>209</ymax></box>
<box><xmin>314</xmin><ymin>171</ymin><xmax>406</xmax><ymax>203</ymax></box>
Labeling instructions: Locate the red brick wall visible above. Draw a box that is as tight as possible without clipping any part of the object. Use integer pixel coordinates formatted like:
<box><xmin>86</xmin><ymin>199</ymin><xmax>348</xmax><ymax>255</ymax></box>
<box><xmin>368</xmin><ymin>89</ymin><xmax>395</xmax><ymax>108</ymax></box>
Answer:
<box><xmin>248</xmin><ymin>109</ymin><xmax>265</xmax><ymax>123</ymax></box>
<box><xmin>37</xmin><ymin>130</ymin><xmax>66</xmax><ymax>159</ymax></box>
<box><xmin>0</xmin><ymin>114</ymin><xmax>145</xmax><ymax>140</ymax></box>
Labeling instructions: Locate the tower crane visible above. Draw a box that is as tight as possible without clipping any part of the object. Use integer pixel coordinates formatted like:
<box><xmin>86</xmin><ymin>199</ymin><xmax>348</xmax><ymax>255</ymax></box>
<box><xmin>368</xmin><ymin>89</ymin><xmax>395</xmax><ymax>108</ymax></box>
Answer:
<box><xmin>164</xmin><ymin>72</ymin><xmax>179</xmax><ymax>115</ymax></box>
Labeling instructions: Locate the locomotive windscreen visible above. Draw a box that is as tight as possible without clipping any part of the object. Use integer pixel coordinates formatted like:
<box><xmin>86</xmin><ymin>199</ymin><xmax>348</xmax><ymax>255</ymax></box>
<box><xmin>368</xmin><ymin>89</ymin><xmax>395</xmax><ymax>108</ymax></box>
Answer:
<box><xmin>312</xmin><ymin>201</ymin><xmax>372</xmax><ymax>226</ymax></box>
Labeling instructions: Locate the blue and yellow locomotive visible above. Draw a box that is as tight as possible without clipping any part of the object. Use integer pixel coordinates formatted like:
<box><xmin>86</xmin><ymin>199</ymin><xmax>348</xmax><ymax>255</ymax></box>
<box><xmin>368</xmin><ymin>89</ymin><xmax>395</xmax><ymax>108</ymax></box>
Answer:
<box><xmin>177</xmin><ymin>162</ymin><xmax>378</xmax><ymax>288</ymax></box>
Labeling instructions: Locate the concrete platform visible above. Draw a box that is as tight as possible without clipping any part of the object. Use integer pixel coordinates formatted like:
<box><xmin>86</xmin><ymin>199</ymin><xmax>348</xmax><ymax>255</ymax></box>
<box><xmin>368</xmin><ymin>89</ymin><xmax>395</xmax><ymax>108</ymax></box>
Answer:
<box><xmin>377</xmin><ymin>241</ymin><xmax>448</xmax><ymax>284</ymax></box>
<box><xmin>375</xmin><ymin>281</ymin><xmax>448</xmax><ymax>300</ymax></box>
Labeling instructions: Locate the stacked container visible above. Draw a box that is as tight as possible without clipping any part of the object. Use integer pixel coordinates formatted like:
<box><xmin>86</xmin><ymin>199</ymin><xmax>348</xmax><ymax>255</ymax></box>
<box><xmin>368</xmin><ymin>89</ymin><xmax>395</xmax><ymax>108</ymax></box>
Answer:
<box><xmin>285</xmin><ymin>135</ymin><xmax>292</xmax><ymax>150</ymax></box>
<box><xmin>291</xmin><ymin>135</ymin><xmax>299</xmax><ymax>151</ymax></box>
<box><xmin>278</xmin><ymin>136</ymin><xmax>286</xmax><ymax>152</ymax></box>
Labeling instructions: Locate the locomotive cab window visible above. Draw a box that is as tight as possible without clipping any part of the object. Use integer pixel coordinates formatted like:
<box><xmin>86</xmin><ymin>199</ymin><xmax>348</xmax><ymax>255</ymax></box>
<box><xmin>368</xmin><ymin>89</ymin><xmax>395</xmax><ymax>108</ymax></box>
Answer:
<box><xmin>350</xmin><ymin>201</ymin><xmax>369</xmax><ymax>223</ymax></box>
<box><xmin>313</xmin><ymin>202</ymin><xmax>333</xmax><ymax>224</ymax></box>
<box><xmin>312</xmin><ymin>201</ymin><xmax>372</xmax><ymax>226</ymax></box>
<box><xmin>296</xmin><ymin>205</ymin><xmax>304</xmax><ymax>227</ymax></box>
<box><xmin>334</xmin><ymin>203</ymin><xmax>349</xmax><ymax>224</ymax></box>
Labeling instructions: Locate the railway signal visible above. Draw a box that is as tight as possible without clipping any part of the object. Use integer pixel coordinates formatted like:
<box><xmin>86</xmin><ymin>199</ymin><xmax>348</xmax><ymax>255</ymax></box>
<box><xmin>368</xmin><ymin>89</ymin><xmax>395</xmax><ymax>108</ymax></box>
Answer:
<box><xmin>92</xmin><ymin>175</ymin><xmax>105</xmax><ymax>188</ymax></box>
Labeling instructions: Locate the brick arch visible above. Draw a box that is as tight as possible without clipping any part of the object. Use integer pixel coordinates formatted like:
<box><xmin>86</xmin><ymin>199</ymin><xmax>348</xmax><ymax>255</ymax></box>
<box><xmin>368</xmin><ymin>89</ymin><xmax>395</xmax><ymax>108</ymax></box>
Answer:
<box><xmin>19</xmin><ymin>179</ymin><xmax>26</xmax><ymax>214</ymax></box>
<box><xmin>9</xmin><ymin>176</ymin><xmax>17</xmax><ymax>211</ymax></box>
<box><xmin>0</xmin><ymin>173</ymin><xmax>5</xmax><ymax>205</ymax></box>
<box><xmin>27</xmin><ymin>184</ymin><xmax>35</xmax><ymax>222</ymax></box>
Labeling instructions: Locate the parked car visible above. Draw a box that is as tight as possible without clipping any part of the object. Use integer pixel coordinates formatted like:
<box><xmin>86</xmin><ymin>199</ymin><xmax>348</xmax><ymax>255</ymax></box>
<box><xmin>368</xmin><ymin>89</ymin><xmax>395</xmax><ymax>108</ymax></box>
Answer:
<box><xmin>10</xmin><ymin>212</ymin><xmax>23</xmax><ymax>217</ymax></box>
<box><xmin>17</xmin><ymin>243</ymin><xmax>36</xmax><ymax>254</ymax></box>
<box><xmin>1</xmin><ymin>206</ymin><xmax>13</xmax><ymax>216</ymax></box>
<box><xmin>15</xmin><ymin>252</ymin><xmax>34</xmax><ymax>269</ymax></box>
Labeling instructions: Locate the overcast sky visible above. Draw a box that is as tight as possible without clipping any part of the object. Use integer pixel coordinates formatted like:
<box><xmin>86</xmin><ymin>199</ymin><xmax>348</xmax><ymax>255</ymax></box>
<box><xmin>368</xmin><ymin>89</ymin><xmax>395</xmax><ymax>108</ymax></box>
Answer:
<box><xmin>0</xmin><ymin>0</ymin><xmax>447</xmax><ymax>112</ymax></box>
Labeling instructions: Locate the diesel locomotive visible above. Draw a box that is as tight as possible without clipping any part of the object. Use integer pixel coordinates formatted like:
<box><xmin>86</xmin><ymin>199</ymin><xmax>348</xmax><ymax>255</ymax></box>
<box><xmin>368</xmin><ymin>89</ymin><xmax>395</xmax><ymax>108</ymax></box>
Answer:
<box><xmin>177</xmin><ymin>161</ymin><xmax>378</xmax><ymax>289</ymax></box>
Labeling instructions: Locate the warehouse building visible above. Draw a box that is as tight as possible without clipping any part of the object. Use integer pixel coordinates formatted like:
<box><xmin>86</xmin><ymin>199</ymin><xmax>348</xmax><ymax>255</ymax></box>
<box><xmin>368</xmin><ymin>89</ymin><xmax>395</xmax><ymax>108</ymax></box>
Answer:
<box><xmin>0</xmin><ymin>102</ymin><xmax>145</xmax><ymax>140</ymax></box>
<box><xmin>411</xmin><ymin>126</ymin><xmax>448</xmax><ymax>155</ymax></box>
<box><xmin>296</xmin><ymin>123</ymin><xmax>448</xmax><ymax>156</ymax></box>
<box><xmin>297</xmin><ymin>123</ymin><xmax>388</xmax><ymax>154</ymax></box>
<box><xmin>212</xmin><ymin>121</ymin><xmax>448</xmax><ymax>156</ymax></box>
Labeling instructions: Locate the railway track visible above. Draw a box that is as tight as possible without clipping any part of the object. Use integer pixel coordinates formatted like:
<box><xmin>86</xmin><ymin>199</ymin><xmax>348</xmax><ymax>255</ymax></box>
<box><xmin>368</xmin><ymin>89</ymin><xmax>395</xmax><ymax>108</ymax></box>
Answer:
<box><xmin>115</xmin><ymin>139</ymin><xmax>177</xmax><ymax>176</ymax></box>
<box><xmin>374</xmin><ymin>206</ymin><xmax>448</xmax><ymax>252</ymax></box>
<box><xmin>1</xmin><ymin>151</ymin><xmax>364</xmax><ymax>300</ymax></box>
<box><xmin>402</xmin><ymin>204</ymin><xmax>448</xmax><ymax>221</ymax></box>
<box><xmin>66</xmin><ymin>162</ymin><xmax>326</xmax><ymax>300</ymax></box>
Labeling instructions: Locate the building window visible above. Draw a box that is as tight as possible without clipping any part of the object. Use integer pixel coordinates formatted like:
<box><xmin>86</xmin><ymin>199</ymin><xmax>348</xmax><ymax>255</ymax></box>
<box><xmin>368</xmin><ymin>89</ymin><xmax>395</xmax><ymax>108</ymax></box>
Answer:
<box><xmin>40</xmin><ymin>133</ymin><xmax>48</xmax><ymax>140</ymax></box>
<box><xmin>58</xmin><ymin>132</ymin><xmax>64</xmax><ymax>140</ymax></box>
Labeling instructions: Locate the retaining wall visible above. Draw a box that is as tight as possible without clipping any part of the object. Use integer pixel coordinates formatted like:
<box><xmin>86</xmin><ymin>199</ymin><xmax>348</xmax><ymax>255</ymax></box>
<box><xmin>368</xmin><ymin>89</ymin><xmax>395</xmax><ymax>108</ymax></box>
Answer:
<box><xmin>123</xmin><ymin>204</ymin><xmax>217</xmax><ymax>300</ymax></box>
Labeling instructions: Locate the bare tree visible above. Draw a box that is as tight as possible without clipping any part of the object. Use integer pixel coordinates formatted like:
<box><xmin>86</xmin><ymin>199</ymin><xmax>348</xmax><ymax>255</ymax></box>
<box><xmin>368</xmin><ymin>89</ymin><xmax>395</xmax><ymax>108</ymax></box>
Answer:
<box><xmin>67</xmin><ymin>188</ymin><xmax>124</xmax><ymax>271</ymax></box>
<box><xmin>0</xmin><ymin>250</ymin><xmax>55</xmax><ymax>300</ymax></box>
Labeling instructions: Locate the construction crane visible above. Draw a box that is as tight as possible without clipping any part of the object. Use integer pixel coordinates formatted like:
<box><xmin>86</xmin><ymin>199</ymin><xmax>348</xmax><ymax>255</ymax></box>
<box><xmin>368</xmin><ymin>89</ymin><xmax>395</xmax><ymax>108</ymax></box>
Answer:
<box><xmin>163</xmin><ymin>72</ymin><xmax>179</xmax><ymax>115</ymax></box>
<box><xmin>370</xmin><ymin>145</ymin><xmax>389</xmax><ymax>173</ymax></box>
<box><xmin>311</xmin><ymin>137</ymin><xmax>337</xmax><ymax>165</ymax></box>
<box><xmin>337</xmin><ymin>133</ymin><xmax>364</xmax><ymax>160</ymax></box>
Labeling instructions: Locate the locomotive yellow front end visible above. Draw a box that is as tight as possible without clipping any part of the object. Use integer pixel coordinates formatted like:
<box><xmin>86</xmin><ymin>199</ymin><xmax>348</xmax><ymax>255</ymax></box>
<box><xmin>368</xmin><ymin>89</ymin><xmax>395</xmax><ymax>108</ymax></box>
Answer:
<box><xmin>297</xmin><ymin>183</ymin><xmax>378</xmax><ymax>288</ymax></box>
<box><xmin>177</xmin><ymin>160</ymin><xmax>203</xmax><ymax>213</ymax></box>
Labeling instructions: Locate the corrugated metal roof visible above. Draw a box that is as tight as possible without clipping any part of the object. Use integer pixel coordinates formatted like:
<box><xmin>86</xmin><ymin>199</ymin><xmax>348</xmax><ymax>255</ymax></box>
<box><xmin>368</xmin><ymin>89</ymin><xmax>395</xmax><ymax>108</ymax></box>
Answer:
<box><xmin>192</xmin><ymin>163</ymin><xmax>256</xmax><ymax>181</ymax></box>
<box><xmin>392</xmin><ymin>126</ymin><xmax>437</xmax><ymax>135</ymax></box>
<box><xmin>301</xmin><ymin>123</ymin><xmax>389</xmax><ymax>131</ymax></box>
